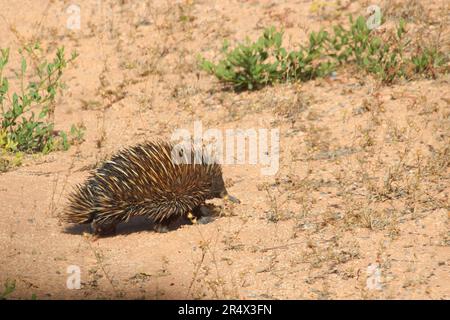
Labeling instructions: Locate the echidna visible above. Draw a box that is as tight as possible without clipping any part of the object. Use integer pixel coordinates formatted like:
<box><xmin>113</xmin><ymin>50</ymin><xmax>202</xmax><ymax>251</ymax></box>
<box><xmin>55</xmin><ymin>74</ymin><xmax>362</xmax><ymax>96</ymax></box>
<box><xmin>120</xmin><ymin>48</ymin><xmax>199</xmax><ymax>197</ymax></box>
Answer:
<box><xmin>64</xmin><ymin>140</ymin><xmax>239</xmax><ymax>236</ymax></box>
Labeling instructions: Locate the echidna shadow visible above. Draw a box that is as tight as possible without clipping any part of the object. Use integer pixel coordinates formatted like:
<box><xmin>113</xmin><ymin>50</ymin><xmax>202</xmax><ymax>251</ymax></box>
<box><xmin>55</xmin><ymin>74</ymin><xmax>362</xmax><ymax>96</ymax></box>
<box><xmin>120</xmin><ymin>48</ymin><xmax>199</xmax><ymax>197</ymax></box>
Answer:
<box><xmin>64</xmin><ymin>204</ymin><xmax>220</xmax><ymax>236</ymax></box>
<box><xmin>62</xmin><ymin>141</ymin><xmax>239</xmax><ymax>237</ymax></box>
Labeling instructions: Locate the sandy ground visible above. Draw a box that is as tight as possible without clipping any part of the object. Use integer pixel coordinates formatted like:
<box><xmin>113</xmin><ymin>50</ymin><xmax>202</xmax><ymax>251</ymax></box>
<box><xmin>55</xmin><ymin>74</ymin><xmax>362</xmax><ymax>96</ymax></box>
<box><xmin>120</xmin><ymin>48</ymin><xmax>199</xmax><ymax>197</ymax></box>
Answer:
<box><xmin>0</xmin><ymin>0</ymin><xmax>449</xmax><ymax>299</ymax></box>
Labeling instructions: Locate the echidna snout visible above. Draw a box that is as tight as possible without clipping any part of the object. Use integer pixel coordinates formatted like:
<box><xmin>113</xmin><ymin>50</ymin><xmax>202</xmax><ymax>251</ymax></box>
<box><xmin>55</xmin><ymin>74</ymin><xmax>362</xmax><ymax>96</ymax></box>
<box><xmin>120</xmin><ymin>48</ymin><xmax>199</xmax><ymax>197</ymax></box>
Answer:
<box><xmin>222</xmin><ymin>193</ymin><xmax>241</xmax><ymax>204</ymax></box>
<box><xmin>210</xmin><ymin>174</ymin><xmax>240</xmax><ymax>204</ymax></box>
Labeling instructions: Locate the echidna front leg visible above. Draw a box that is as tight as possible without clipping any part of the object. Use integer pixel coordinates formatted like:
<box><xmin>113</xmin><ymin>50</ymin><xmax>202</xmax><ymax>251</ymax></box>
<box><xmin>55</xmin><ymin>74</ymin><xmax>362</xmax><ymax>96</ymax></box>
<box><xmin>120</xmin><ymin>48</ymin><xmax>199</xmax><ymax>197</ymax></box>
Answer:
<box><xmin>90</xmin><ymin>219</ymin><xmax>117</xmax><ymax>236</ymax></box>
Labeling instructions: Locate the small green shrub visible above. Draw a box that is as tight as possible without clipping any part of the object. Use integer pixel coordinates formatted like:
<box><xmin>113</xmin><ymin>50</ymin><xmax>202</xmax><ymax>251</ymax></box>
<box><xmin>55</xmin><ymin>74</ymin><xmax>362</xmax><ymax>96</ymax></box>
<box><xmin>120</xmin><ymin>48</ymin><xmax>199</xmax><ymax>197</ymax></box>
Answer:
<box><xmin>199</xmin><ymin>28</ymin><xmax>284</xmax><ymax>90</ymax></box>
<box><xmin>0</xmin><ymin>44</ymin><xmax>78</xmax><ymax>154</ymax></box>
<box><xmin>200</xmin><ymin>27</ymin><xmax>334</xmax><ymax>90</ymax></box>
<box><xmin>328</xmin><ymin>16</ymin><xmax>409</xmax><ymax>84</ymax></box>
<box><xmin>200</xmin><ymin>16</ymin><xmax>448</xmax><ymax>90</ymax></box>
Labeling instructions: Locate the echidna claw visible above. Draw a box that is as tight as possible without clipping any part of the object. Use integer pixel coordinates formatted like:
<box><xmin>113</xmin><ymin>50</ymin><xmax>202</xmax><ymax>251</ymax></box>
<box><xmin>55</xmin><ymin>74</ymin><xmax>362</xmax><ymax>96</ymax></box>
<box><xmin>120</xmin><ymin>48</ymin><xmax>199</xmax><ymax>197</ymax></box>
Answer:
<box><xmin>187</xmin><ymin>212</ymin><xmax>198</xmax><ymax>224</ymax></box>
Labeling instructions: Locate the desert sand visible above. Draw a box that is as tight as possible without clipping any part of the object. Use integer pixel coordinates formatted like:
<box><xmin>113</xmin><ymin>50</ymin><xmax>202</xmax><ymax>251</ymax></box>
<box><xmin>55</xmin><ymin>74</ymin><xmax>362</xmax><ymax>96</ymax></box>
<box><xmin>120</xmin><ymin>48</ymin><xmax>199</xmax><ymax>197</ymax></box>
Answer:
<box><xmin>0</xmin><ymin>0</ymin><xmax>448</xmax><ymax>299</ymax></box>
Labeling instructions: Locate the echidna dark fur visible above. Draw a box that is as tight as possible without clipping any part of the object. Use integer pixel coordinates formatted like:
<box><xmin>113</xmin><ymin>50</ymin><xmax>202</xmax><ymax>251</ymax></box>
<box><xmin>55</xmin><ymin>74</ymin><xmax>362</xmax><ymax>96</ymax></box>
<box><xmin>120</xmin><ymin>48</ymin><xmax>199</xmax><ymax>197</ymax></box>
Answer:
<box><xmin>63</xmin><ymin>140</ymin><xmax>239</xmax><ymax>236</ymax></box>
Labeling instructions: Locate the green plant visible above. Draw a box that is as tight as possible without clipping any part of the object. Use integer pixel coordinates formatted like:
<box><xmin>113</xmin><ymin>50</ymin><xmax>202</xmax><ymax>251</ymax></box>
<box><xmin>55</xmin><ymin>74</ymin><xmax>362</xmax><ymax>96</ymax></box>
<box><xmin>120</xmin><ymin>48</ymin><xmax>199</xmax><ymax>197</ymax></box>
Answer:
<box><xmin>199</xmin><ymin>28</ymin><xmax>284</xmax><ymax>90</ymax></box>
<box><xmin>0</xmin><ymin>279</ymin><xmax>16</xmax><ymax>300</ymax></box>
<box><xmin>0</xmin><ymin>44</ymin><xmax>78</xmax><ymax>154</ymax></box>
<box><xmin>410</xmin><ymin>47</ymin><xmax>447</xmax><ymax>78</ymax></box>
<box><xmin>277</xmin><ymin>29</ymin><xmax>335</xmax><ymax>82</ymax></box>
<box><xmin>200</xmin><ymin>16</ymin><xmax>448</xmax><ymax>90</ymax></box>
<box><xmin>69</xmin><ymin>123</ymin><xmax>86</xmax><ymax>145</ymax></box>
<box><xmin>200</xmin><ymin>27</ymin><xmax>334</xmax><ymax>90</ymax></box>
<box><xmin>328</xmin><ymin>16</ymin><xmax>409</xmax><ymax>83</ymax></box>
